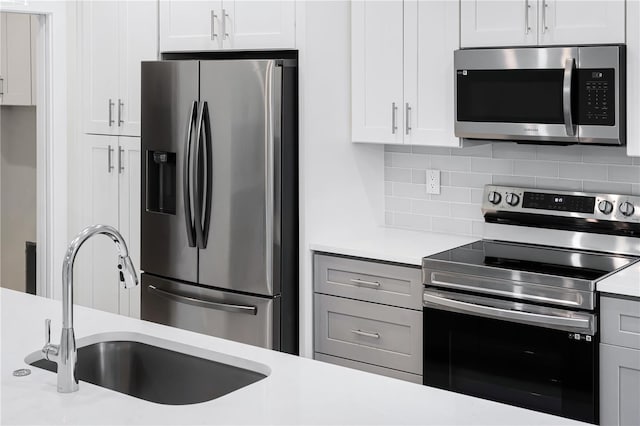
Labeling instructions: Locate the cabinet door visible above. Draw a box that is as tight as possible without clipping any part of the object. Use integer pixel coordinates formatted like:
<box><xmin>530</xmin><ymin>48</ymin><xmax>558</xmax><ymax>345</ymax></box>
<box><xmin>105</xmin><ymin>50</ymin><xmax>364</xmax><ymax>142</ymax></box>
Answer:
<box><xmin>117</xmin><ymin>137</ymin><xmax>141</xmax><ymax>318</ymax></box>
<box><xmin>0</xmin><ymin>12</ymin><xmax>32</xmax><ymax>106</ymax></box>
<box><xmin>159</xmin><ymin>0</ymin><xmax>222</xmax><ymax>52</ymax></box>
<box><xmin>461</xmin><ymin>0</ymin><xmax>537</xmax><ymax>48</ymax></box>
<box><xmin>538</xmin><ymin>0</ymin><xmax>625</xmax><ymax>45</ymax></box>
<box><xmin>82</xmin><ymin>1</ymin><xmax>119</xmax><ymax>135</ymax></box>
<box><xmin>351</xmin><ymin>1</ymin><xmax>404</xmax><ymax>144</ymax></box>
<box><xmin>75</xmin><ymin>135</ymin><xmax>120</xmax><ymax>314</ymax></box>
<box><xmin>600</xmin><ymin>343</ymin><xmax>640</xmax><ymax>426</ymax></box>
<box><xmin>404</xmin><ymin>0</ymin><xmax>460</xmax><ymax>147</ymax></box>
<box><xmin>222</xmin><ymin>1</ymin><xmax>295</xmax><ymax>49</ymax></box>
<box><xmin>118</xmin><ymin>1</ymin><xmax>158</xmax><ymax>137</ymax></box>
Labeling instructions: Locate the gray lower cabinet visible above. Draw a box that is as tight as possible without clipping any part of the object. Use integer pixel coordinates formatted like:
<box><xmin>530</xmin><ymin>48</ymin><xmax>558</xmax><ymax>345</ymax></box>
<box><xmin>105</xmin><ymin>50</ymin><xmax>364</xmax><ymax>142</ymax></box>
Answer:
<box><xmin>313</xmin><ymin>253</ymin><xmax>423</xmax><ymax>384</ymax></box>
<box><xmin>600</xmin><ymin>295</ymin><xmax>640</xmax><ymax>426</ymax></box>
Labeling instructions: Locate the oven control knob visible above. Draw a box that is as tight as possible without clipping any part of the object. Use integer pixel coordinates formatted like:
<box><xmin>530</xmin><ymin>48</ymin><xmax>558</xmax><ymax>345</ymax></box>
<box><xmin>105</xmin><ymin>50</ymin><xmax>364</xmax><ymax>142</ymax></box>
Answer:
<box><xmin>619</xmin><ymin>201</ymin><xmax>635</xmax><ymax>217</ymax></box>
<box><xmin>505</xmin><ymin>193</ymin><xmax>520</xmax><ymax>206</ymax></box>
<box><xmin>488</xmin><ymin>191</ymin><xmax>502</xmax><ymax>205</ymax></box>
<box><xmin>598</xmin><ymin>200</ymin><xmax>613</xmax><ymax>215</ymax></box>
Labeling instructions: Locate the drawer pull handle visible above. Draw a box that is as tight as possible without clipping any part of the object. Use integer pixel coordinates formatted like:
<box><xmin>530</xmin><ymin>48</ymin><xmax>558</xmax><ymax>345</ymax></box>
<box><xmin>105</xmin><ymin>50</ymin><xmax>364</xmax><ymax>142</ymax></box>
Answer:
<box><xmin>351</xmin><ymin>329</ymin><xmax>380</xmax><ymax>339</ymax></box>
<box><xmin>350</xmin><ymin>278</ymin><xmax>381</xmax><ymax>289</ymax></box>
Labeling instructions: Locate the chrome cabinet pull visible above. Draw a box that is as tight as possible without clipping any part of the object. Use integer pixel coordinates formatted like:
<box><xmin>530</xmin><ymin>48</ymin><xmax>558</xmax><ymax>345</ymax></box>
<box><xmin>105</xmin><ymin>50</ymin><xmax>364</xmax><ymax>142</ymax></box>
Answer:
<box><xmin>210</xmin><ymin>10</ymin><xmax>217</xmax><ymax>40</ymax></box>
<box><xmin>542</xmin><ymin>0</ymin><xmax>548</xmax><ymax>33</ymax></box>
<box><xmin>107</xmin><ymin>145</ymin><xmax>114</xmax><ymax>173</ymax></box>
<box><xmin>350</xmin><ymin>278</ymin><xmax>381</xmax><ymax>289</ymax></box>
<box><xmin>351</xmin><ymin>329</ymin><xmax>381</xmax><ymax>339</ymax></box>
<box><xmin>0</xmin><ymin>76</ymin><xmax>4</xmax><ymax>95</ymax></box>
<box><xmin>405</xmin><ymin>103</ymin><xmax>412</xmax><ymax>135</ymax></box>
<box><xmin>525</xmin><ymin>0</ymin><xmax>531</xmax><ymax>34</ymax></box>
<box><xmin>222</xmin><ymin>9</ymin><xmax>229</xmax><ymax>40</ymax></box>
<box><xmin>391</xmin><ymin>102</ymin><xmax>398</xmax><ymax>134</ymax></box>
<box><xmin>118</xmin><ymin>99</ymin><xmax>124</xmax><ymax>127</ymax></box>
<box><xmin>563</xmin><ymin>58</ymin><xmax>576</xmax><ymax>137</ymax></box>
<box><xmin>148</xmin><ymin>285</ymin><xmax>258</xmax><ymax>315</ymax></box>
<box><xmin>108</xmin><ymin>99</ymin><xmax>115</xmax><ymax>126</ymax></box>
<box><xmin>118</xmin><ymin>146</ymin><xmax>124</xmax><ymax>173</ymax></box>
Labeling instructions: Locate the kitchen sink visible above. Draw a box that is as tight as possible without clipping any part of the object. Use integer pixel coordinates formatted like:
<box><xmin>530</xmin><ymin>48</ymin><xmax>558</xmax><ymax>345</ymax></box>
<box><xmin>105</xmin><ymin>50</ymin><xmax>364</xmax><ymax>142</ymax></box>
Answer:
<box><xmin>26</xmin><ymin>332</ymin><xmax>269</xmax><ymax>405</ymax></box>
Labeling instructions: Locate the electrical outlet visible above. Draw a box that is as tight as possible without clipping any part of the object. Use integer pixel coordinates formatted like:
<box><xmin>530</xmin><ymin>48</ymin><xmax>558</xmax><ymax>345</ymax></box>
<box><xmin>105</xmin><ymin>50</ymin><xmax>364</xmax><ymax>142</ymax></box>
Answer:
<box><xmin>427</xmin><ymin>169</ymin><xmax>440</xmax><ymax>195</ymax></box>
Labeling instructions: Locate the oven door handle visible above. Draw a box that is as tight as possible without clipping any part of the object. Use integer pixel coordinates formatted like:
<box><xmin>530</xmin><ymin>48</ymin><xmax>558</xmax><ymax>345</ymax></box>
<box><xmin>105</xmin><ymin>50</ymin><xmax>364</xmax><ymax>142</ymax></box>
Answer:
<box><xmin>423</xmin><ymin>291</ymin><xmax>594</xmax><ymax>334</ymax></box>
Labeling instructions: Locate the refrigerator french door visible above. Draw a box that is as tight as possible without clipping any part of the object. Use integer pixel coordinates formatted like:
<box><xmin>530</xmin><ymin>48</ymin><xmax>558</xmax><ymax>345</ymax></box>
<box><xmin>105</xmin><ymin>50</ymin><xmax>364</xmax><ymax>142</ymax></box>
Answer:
<box><xmin>140</xmin><ymin>56</ymin><xmax>298</xmax><ymax>354</ymax></box>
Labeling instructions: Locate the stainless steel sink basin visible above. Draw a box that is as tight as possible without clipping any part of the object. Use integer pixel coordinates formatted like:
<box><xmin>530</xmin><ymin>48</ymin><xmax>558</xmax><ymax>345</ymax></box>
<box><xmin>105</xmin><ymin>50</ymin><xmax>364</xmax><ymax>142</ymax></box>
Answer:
<box><xmin>26</xmin><ymin>333</ymin><xmax>269</xmax><ymax>405</ymax></box>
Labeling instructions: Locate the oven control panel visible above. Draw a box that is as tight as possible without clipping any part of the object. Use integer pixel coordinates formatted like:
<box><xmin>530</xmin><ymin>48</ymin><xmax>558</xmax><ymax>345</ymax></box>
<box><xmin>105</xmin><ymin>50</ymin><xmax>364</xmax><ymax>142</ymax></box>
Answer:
<box><xmin>482</xmin><ymin>185</ymin><xmax>640</xmax><ymax>224</ymax></box>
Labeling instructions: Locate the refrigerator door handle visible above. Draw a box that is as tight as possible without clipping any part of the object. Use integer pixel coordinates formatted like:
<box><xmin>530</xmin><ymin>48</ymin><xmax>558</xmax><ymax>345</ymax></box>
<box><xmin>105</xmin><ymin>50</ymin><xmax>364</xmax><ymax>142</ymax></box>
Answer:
<box><xmin>183</xmin><ymin>101</ymin><xmax>198</xmax><ymax>248</ymax></box>
<box><xmin>201</xmin><ymin>101</ymin><xmax>213</xmax><ymax>248</ymax></box>
<box><xmin>193</xmin><ymin>101</ymin><xmax>211</xmax><ymax>249</ymax></box>
<box><xmin>147</xmin><ymin>285</ymin><xmax>258</xmax><ymax>315</ymax></box>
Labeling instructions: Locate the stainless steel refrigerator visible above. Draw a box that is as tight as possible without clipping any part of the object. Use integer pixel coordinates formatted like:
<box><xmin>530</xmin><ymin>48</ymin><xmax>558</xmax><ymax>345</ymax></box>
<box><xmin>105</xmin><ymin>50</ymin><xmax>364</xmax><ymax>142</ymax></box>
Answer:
<box><xmin>140</xmin><ymin>54</ymin><xmax>298</xmax><ymax>354</ymax></box>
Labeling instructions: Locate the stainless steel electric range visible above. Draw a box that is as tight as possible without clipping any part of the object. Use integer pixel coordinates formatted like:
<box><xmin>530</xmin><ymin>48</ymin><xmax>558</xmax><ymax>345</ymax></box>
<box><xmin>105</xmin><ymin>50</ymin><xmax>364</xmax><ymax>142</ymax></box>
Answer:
<box><xmin>422</xmin><ymin>185</ymin><xmax>640</xmax><ymax>424</ymax></box>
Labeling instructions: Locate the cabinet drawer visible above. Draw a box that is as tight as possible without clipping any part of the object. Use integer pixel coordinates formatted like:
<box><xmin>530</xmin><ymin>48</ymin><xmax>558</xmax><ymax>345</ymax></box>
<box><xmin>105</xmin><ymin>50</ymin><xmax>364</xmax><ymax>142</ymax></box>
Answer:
<box><xmin>314</xmin><ymin>253</ymin><xmax>422</xmax><ymax>310</ymax></box>
<box><xmin>314</xmin><ymin>294</ymin><xmax>422</xmax><ymax>374</ymax></box>
<box><xmin>314</xmin><ymin>353</ymin><xmax>422</xmax><ymax>384</ymax></box>
<box><xmin>602</xmin><ymin>296</ymin><xmax>640</xmax><ymax>350</ymax></box>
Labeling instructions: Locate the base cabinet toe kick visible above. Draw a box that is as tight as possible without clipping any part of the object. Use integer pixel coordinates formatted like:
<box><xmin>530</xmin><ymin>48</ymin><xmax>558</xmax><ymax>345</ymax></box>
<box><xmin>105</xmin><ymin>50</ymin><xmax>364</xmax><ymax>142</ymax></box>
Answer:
<box><xmin>312</xmin><ymin>253</ymin><xmax>423</xmax><ymax>383</ymax></box>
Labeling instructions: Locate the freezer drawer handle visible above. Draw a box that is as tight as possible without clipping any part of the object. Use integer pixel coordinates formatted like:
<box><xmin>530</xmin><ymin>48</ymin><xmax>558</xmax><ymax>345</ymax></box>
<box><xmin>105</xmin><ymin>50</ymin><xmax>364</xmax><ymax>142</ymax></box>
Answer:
<box><xmin>349</xmin><ymin>278</ymin><xmax>381</xmax><ymax>289</ymax></box>
<box><xmin>148</xmin><ymin>285</ymin><xmax>257</xmax><ymax>315</ymax></box>
<box><xmin>350</xmin><ymin>329</ymin><xmax>380</xmax><ymax>339</ymax></box>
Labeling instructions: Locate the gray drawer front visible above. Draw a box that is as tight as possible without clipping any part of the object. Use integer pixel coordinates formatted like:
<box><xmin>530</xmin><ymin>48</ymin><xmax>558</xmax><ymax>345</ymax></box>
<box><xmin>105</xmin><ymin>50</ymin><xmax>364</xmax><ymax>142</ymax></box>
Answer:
<box><xmin>314</xmin><ymin>254</ymin><xmax>422</xmax><ymax>310</ymax></box>
<box><xmin>602</xmin><ymin>296</ymin><xmax>640</xmax><ymax>350</ymax></box>
<box><xmin>314</xmin><ymin>353</ymin><xmax>422</xmax><ymax>384</ymax></box>
<box><xmin>314</xmin><ymin>294</ymin><xmax>422</xmax><ymax>374</ymax></box>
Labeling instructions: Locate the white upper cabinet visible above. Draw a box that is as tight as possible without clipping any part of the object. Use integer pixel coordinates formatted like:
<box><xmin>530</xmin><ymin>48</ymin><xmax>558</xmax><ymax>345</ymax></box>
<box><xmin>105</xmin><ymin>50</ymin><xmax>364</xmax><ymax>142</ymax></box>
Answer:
<box><xmin>461</xmin><ymin>0</ymin><xmax>625</xmax><ymax>48</ymax></box>
<box><xmin>461</xmin><ymin>0</ymin><xmax>537</xmax><ymax>47</ymax></box>
<box><xmin>0</xmin><ymin>12</ymin><xmax>34</xmax><ymax>106</ymax></box>
<box><xmin>352</xmin><ymin>0</ymin><xmax>460</xmax><ymax>146</ymax></box>
<box><xmin>159</xmin><ymin>0</ymin><xmax>295</xmax><ymax>52</ymax></box>
<box><xmin>81</xmin><ymin>1</ymin><xmax>157</xmax><ymax>137</ymax></box>
<box><xmin>538</xmin><ymin>1</ymin><xmax>625</xmax><ymax>45</ymax></box>
<box><xmin>351</xmin><ymin>1</ymin><xmax>404</xmax><ymax>144</ymax></box>
<box><xmin>404</xmin><ymin>0</ymin><xmax>459</xmax><ymax>147</ymax></box>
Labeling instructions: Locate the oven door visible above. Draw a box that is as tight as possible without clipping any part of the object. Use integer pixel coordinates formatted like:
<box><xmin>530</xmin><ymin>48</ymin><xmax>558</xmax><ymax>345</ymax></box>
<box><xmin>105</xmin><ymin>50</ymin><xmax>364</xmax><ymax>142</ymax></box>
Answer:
<box><xmin>454</xmin><ymin>47</ymin><xmax>580</xmax><ymax>144</ymax></box>
<box><xmin>423</xmin><ymin>289</ymin><xmax>597</xmax><ymax>424</ymax></box>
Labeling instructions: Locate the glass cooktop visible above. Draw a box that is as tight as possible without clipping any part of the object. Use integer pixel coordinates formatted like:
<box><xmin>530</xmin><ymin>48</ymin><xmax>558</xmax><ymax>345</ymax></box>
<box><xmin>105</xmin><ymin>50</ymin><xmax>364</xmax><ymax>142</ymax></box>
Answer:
<box><xmin>426</xmin><ymin>240</ymin><xmax>639</xmax><ymax>281</ymax></box>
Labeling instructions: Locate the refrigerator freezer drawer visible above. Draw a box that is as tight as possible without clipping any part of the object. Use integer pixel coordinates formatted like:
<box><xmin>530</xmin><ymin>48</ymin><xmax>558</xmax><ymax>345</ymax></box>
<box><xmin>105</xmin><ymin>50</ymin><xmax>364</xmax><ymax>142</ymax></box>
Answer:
<box><xmin>141</xmin><ymin>274</ymin><xmax>280</xmax><ymax>350</ymax></box>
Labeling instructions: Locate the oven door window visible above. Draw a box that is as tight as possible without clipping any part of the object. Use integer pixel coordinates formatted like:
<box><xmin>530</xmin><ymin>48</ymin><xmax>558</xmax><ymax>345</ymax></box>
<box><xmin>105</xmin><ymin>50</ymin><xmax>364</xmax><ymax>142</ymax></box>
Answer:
<box><xmin>457</xmin><ymin>69</ymin><xmax>565</xmax><ymax>124</ymax></box>
<box><xmin>424</xmin><ymin>308</ymin><xmax>597</xmax><ymax>424</ymax></box>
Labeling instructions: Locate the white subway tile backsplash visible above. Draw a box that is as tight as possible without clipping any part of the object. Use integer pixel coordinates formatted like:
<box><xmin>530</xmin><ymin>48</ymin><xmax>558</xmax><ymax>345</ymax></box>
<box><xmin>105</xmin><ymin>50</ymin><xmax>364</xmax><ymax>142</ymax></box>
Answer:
<box><xmin>430</xmin><ymin>186</ymin><xmax>471</xmax><ymax>203</ymax></box>
<box><xmin>559</xmin><ymin>163</ymin><xmax>607</xmax><ymax>181</ymax></box>
<box><xmin>582</xmin><ymin>147</ymin><xmax>633</xmax><ymax>165</ymax></box>
<box><xmin>608</xmin><ymin>165</ymin><xmax>640</xmax><ymax>183</ymax></box>
<box><xmin>386</xmin><ymin>197</ymin><xmax>411</xmax><ymax>212</ymax></box>
<box><xmin>582</xmin><ymin>180</ymin><xmax>632</xmax><ymax>195</ymax></box>
<box><xmin>384</xmin><ymin>143</ymin><xmax>640</xmax><ymax>237</ymax></box>
<box><xmin>411</xmin><ymin>199</ymin><xmax>450</xmax><ymax>216</ymax></box>
<box><xmin>450</xmin><ymin>172</ymin><xmax>492</xmax><ymax>188</ymax></box>
<box><xmin>471</xmin><ymin>157</ymin><xmax>512</xmax><ymax>174</ymax></box>
<box><xmin>384</xmin><ymin>167</ymin><xmax>412</xmax><ymax>183</ymax></box>
<box><xmin>431</xmin><ymin>156</ymin><xmax>470</xmax><ymax>172</ymax></box>
<box><xmin>393</xmin><ymin>213</ymin><xmax>432</xmax><ymax>231</ymax></box>
<box><xmin>514</xmin><ymin>160</ymin><xmax>558</xmax><ymax>177</ymax></box>
<box><xmin>535</xmin><ymin>177</ymin><xmax>583</xmax><ymax>191</ymax></box>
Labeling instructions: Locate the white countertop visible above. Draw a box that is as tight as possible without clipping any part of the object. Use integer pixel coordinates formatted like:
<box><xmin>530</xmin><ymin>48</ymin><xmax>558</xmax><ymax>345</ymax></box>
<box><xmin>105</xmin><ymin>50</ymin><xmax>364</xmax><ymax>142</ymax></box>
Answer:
<box><xmin>1</xmin><ymin>288</ymin><xmax>587</xmax><ymax>425</ymax></box>
<box><xmin>597</xmin><ymin>262</ymin><xmax>640</xmax><ymax>298</ymax></box>
<box><xmin>309</xmin><ymin>227</ymin><xmax>477</xmax><ymax>266</ymax></box>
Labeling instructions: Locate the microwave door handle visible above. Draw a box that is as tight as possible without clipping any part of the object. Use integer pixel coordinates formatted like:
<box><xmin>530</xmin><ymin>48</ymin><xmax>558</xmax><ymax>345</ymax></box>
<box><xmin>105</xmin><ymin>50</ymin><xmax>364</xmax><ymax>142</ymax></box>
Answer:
<box><xmin>563</xmin><ymin>58</ymin><xmax>576</xmax><ymax>137</ymax></box>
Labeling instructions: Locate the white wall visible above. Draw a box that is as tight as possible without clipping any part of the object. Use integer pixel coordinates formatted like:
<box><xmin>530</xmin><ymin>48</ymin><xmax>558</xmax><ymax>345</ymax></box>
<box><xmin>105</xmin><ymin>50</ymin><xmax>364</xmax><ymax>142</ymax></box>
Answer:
<box><xmin>0</xmin><ymin>106</ymin><xmax>37</xmax><ymax>292</ymax></box>
<box><xmin>297</xmin><ymin>1</ymin><xmax>384</xmax><ymax>357</ymax></box>
<box><xmin>0</xmin><ymin>1</ymin><xmax>69</xmax><ymax>300</ymax></box>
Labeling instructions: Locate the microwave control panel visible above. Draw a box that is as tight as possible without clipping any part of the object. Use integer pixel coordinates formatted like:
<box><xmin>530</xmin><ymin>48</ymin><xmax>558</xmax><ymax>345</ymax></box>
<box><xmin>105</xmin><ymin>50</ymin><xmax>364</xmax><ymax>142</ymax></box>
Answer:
<box><xmin>578</xmin><ymin>68</ymin><xmax>615</xmax><ymax>126</ymax></box>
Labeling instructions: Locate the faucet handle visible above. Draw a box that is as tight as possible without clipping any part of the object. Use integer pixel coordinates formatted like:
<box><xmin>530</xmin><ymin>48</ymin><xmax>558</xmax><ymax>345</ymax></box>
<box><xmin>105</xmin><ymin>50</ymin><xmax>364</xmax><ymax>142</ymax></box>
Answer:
<box><xmin>44</xmin><ymin>318</ymin><xmax>51</xmax><ymax>345</ymax></box>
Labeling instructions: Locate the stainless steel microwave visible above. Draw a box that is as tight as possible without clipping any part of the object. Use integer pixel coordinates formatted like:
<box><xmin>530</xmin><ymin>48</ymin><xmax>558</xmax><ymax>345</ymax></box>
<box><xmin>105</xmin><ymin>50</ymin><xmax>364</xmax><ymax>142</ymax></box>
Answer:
<box><xmin>454</xmin><ymin>45</ymin><xmax>625</xmax><ymax>145</ymax></box>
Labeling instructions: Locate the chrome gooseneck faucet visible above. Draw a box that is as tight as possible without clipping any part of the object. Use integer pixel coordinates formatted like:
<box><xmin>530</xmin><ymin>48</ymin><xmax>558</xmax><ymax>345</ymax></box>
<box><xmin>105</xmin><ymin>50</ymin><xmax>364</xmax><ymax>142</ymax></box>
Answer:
<box><xmin>42</xmin><ymin>224</ymin><xmax>139</xmax><ymax>393</ymax></box>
